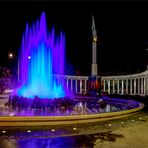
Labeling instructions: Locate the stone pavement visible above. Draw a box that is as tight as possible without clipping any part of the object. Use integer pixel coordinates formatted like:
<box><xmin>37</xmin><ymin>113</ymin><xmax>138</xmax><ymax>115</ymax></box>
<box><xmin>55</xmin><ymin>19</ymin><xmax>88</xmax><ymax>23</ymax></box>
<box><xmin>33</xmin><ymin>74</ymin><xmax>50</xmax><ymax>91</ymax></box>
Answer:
<box><xmin>94</xmin><ymin>120</ymin><xmax>148</xmax><ymax>148</ymax></box>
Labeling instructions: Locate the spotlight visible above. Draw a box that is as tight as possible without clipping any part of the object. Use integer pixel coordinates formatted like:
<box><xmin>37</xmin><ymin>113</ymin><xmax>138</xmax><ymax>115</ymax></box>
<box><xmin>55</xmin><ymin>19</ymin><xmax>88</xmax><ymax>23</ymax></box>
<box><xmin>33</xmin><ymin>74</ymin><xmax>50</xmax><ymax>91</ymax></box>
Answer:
<box><xmin>73</xmin><ymin>127</ymin><xmax>77</xmax><ymax>130</ymax></box>
<box><xmin>51</xmin><ymin>129</ymin><xmax>55</xmax><ymax>132</ymax></box>
<box><xmin>28</xmin><ymin>56</ymin><xmax>31</xmax><ymax>59</ymax></box>
<box><xmin>108</xmin><ymin>124</ymin><xmax>112</xmax><ymax>126</ymax></box>
<box><xmin>121</xmin><ymin>122</ymin><xmax>124</xmax><ymax>124</ymax></box>
<box><xmin>9</xmin><ymin>112</ymin><xmax>15</xmax><ymax>116</ymax></box>
<box><xmin>132</xmin><ymin>120</ymin><xmax>134</xmax><ymax>122</ymax></box>
<box><xmin>2</xmin><ymin>130</ymin><xmax>6</xmax><ymax>133</ymax></box>
<box><xmin>27</xmin><ymin>130</ymin><xmax>31</xmax><ymax>133</ymax></box>
<box><xmin>139</xmin><ymin>118</ymin><xmax>142</xmax><ymax>120</ymax></box>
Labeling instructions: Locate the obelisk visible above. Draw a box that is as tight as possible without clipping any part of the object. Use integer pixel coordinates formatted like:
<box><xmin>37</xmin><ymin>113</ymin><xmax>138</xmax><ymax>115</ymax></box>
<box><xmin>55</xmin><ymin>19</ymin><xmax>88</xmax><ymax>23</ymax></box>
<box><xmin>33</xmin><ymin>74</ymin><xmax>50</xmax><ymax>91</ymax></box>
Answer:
<box><xmin>91</xmin><ymin>16</ymin><xmax>97</xmax><ymax>76</ymax></box>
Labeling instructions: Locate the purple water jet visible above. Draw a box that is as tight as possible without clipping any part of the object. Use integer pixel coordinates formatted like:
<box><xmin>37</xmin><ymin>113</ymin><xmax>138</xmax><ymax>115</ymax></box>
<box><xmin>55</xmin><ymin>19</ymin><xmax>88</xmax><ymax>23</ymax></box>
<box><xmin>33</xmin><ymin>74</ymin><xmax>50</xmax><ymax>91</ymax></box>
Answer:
<box><xmin>16</xmin><ymin>12</ymin><xmax>68</xmax><ymax>98</ymax></box>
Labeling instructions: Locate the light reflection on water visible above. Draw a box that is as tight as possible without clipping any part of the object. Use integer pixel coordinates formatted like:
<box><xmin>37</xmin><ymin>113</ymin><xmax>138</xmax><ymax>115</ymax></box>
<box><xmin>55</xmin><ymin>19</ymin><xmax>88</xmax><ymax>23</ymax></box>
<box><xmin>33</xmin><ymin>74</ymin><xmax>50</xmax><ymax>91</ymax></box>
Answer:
<box><xmin>0</xmin><ymin>100</ymin><xmax>146</xmax><ymax>148</ymax></box>
<box><xmin>0</xmin><ymin>137</ymin><xmax>86</xmax><ymax>148</ymax></box>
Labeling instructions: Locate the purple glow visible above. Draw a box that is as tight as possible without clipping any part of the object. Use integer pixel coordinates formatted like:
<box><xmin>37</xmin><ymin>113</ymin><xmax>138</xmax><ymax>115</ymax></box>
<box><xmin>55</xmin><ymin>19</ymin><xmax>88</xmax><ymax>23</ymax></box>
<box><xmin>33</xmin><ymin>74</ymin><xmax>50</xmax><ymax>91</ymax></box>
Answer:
<box><xmin>16</xmin><ymin>12</ymin><xmax>69</xmax><ymax>98</ymax></box>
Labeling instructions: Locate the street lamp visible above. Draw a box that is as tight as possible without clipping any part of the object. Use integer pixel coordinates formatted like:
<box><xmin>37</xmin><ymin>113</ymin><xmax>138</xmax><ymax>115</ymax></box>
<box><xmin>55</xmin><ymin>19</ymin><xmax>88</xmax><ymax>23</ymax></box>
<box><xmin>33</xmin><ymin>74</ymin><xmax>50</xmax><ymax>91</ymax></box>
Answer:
<box><xmin>8</xmin><ymin>53</ymin><xmax>31</xmax><ymax>83</ymax></box>
<box><xmin>8</xmin><ymin>53</ymin><xmax>20</xmax><ymax>83</ymax></box>
<box><xmin>8</xmin><ymin>53</ymin><xmax>13</xmax><ymax>58</ymax></box>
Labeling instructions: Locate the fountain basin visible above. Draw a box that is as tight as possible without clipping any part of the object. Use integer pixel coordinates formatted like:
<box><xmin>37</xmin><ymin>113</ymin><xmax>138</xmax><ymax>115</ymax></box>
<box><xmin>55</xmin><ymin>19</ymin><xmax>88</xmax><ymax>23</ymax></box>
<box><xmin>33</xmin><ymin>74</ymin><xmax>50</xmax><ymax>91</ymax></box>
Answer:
<box><xmin>0</xmin><ymin>100</ymin><xmax>144</xmax><ymax>127</ymax></box>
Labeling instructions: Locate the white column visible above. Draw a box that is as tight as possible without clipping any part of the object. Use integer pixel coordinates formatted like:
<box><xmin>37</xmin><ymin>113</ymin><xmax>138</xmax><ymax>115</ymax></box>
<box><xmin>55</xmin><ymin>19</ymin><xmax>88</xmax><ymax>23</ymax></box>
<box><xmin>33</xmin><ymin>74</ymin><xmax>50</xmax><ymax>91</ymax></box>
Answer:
<box><xmin>103</xmin><ymin>80</ymin><xmax>106</xmax><ymax>92</ymax></box>
<box><xmin>134</xmin><ymin>78</ymin><xmax>136</xmax><ymax>95</ymax></box>
<box><xmin>75</xmin><ymin>79</ymin><xmax>77</xmax><ymax>93</ymax></box>
<box><xmin>126</xmin><ymin>79</ymin><xmax>128</xmax><ymax>94</ymax></box>
<box><xmin>117</xmin><ymin>80</ymin><xmax>120</xmax><ymax>94</ymax></box>
<box><xmin>130</xmin><ymin>79</ymin><xmax>132</xmax><ymax>95</ymax></box>
<box><xmin>144</xmin><ymin>77</ymin><xmax>146</xmax><ymax>95</ymax></box>
<box><xmin>138</xmin><ymin>78</ymin><xmax>140</xmax><ymax>95</ymax></box>
<box><xmin>141</xmin><ymin>77</ymin><xmax>143</xmax><ymax>95</ymax></box>
<box><xmin>71</xmin><ymin>79</ymin><xmax>73</xmax><ymax>92</ymax></box>
<box><xmin>84</xmin><ymin>80</ymin><xmax>87</xmax><ymax>94</ymax></box>
<box><xmin>113</xmin><ymin>80</ymin><xmax>115</xmax><ymax>94</ymax></box>
<box><xmin>66</xmin><ymin>79</ymin><xmax>69</xmax><ymax>90</ymax></box>
<box><xmin>108</xmin><ymin>80</ymin><xmax>110</xmax><ymax>94</ymax></box>
<box><xmin>80</xmin><ymin>80</ymin><xmax>82</xmax><ymax>94</ymax></box>
<box><xmin>139</xmin><ymin>77</ymin><xmax>141</xmax><ymax>94</ymax></box>
<box><xmin>122</xmin><ymin>79</ymin><xmax>124</xmax><ymax>94</ymax></box>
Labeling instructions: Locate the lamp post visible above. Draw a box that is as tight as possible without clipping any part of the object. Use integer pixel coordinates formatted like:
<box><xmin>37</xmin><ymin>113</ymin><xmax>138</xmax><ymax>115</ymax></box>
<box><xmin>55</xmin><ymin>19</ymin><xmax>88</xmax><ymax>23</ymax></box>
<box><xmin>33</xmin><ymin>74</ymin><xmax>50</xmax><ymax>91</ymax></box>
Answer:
<box><xmin>8</xmin><ymin>53</ymin><xmax>20</xmax><ymax>83</ymax></box>
<box><xmin>8</xmin><ymin>53</ymin><xmax>31</xmax><ymax>84</ymax></box>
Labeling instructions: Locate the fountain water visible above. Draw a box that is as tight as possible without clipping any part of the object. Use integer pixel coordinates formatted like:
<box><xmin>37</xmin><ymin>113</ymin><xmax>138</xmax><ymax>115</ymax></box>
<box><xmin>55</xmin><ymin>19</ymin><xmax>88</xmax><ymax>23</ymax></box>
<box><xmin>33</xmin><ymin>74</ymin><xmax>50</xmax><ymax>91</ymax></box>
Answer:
<box><xmin>0</xmin><ymin>12</ymin><xmax>143</xmax><ymax>127</ymax></box>
<box><xmin>15</xmin><ymin>12</ymin><xmax>68</xmax><ymax>98</ymax></box>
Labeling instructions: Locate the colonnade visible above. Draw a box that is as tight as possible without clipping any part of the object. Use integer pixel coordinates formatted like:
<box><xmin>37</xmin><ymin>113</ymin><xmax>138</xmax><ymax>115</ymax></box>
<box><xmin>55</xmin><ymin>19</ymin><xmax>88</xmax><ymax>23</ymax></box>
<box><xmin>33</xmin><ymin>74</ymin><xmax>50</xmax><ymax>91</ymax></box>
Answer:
<box><xmin>54</xmin><ymin>75</ymin><xmax>88</xmax><ymax>94</ymax></box>
<box><xmin>54</xmin><ymin>70</ymin><xmax>148</xmax><ymax>96</ymax></box>
<box><xmin>101</xmin><ymin>70</ymin><xmax>148</xmax><ymax>96</ymax></box>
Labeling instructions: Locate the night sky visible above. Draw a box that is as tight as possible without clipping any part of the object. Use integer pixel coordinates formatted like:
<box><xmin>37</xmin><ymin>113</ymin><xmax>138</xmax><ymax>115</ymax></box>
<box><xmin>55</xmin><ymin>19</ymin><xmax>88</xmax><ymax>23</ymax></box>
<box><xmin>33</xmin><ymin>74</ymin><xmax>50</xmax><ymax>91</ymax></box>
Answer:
<box><xmin>0</xmin><ymin>1</ymin><xmax>148</xmax><ymax>76</ymax></box>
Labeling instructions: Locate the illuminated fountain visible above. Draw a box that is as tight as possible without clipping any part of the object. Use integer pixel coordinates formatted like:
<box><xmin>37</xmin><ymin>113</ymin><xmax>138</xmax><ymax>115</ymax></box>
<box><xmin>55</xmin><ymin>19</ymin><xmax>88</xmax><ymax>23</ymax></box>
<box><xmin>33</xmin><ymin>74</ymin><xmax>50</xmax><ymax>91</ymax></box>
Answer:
<box><xmin>16</xmin><ymin>12</ymin><xmax>67</xmax><ymax>98</ymax></box>
<box><xmin>0</xmin><ymin>12</ymin><xmax>144</xmax><ymax>127</ymax></box>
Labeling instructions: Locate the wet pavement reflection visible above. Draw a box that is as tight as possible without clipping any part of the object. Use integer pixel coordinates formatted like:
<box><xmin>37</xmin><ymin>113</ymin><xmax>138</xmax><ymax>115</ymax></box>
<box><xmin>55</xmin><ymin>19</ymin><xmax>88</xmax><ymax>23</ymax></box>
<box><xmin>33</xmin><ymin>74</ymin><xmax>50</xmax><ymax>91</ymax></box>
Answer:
<box><xmin>0</xmin><ymin>99</ymin><xmax>147</xmax><ymax>148</ymax></box>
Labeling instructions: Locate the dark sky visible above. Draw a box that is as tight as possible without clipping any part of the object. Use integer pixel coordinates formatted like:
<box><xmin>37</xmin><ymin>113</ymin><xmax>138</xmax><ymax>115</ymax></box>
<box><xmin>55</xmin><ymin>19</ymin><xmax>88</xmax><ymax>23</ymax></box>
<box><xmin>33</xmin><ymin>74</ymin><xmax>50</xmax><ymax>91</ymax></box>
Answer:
<box><xmin>0</xmin><ymin>1</ymin><xmax>148</xmax><ymax>76</ymax></box>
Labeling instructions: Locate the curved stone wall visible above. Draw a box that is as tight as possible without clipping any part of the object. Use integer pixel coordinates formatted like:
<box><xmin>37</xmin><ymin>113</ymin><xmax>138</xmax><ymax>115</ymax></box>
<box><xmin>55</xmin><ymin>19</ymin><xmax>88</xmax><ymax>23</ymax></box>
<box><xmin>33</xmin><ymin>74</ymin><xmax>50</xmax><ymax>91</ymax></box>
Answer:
<box><xmin>0</xmin><ymin>103</ymin><xmax>144</xmax><ymax>126</ymax></box>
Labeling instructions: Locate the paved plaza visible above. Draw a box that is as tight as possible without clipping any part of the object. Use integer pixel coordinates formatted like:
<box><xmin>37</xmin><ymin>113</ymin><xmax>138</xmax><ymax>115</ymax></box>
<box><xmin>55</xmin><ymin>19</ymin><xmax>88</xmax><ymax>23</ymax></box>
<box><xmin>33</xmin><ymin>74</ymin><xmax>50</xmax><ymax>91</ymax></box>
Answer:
<box><xmin>94</xmin><ymin>118</ymin><xmax>148</xmax><ymax>148</ymax></box>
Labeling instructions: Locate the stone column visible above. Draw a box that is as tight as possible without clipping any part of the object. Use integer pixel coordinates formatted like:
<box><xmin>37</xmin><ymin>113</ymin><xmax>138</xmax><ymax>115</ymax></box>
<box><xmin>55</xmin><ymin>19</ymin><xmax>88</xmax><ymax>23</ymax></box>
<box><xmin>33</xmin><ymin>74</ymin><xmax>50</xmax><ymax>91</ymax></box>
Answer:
<box><xmin>84</xmin><ymin>80</ymin><xmax>87</xmax><ymax>94</ymax></box>
<box><xmin>80</xmin><ymin>80</ymin><xmax>82</xmax><ymax>94</ymax></box>
<box><xmin>145</xmin><ymin>73</ymin><xmax>148</xmax><ymax>96</ymax></box>
<box><xmin>108</xmin><ymin>80</ymin><xmax>110</xmax><ymax>94</ymax></box>
<box><xmin>138</xmin><ymin>78</ymin><xmax>140</xmax><ymax>95</ymax></box>
<box><xmin>126</xmin><ymin>79</ymin><xmax>128</xmax><ymax>94</ymax></box>
<box><xmin>113</xmin><ymin>80</ymin><xmax>115</xmax><ymax>94</ymax></box>
<box><xmin>71</xmin><ymin>79</ymin><xmax>73</xmax><ymax>92</ymax></box>
<box><xmin>103</xmin><ymin>80</ymin><xmax>106</xmax><ymax>92</ymax></box>
<box><xmin>121</xmin><ymin>79</ymin><xmax>124</xmax><ymax>94</ymax></box>
<box><xmin>75</xmin><ymin>79</ymin><xmax>77</xmax><ymax>93</ymax></box>
<box><xmin>130</xmin><ymin>79</ymin><xmax>132</xmax><ymax>95</ymax></box>
<box><xmin>66</xmin><ymin>79</ymin><xmax>69</xmax><ymax>90</ymax></box>
<box><xmin>141</xmin><ymin>77</ymin><xmax>143</xmax><ymax>95</ymax></box>
<box><xmin>144</xmin><ymin>77</ymin><xmax>146</xmax><ymax>95</ymax></box>
<box><xmin>117</xmin><ymin>80</ymin><xmax>120</xmax><ymax>94</ymax></box>
<box><xmin>134</xmin><ymin>78</ymin><xmax>136</xmax><ymax>95</ymax></box>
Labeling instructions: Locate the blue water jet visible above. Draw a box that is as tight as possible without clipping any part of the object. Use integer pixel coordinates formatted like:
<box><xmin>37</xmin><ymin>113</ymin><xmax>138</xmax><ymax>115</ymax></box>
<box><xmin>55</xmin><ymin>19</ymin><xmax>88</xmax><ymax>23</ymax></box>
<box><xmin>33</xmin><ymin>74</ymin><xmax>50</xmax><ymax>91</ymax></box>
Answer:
<box><xmin>16</xmin><ymin>12</ymin><xmax>68</xmax><ymax>98</ymax></box>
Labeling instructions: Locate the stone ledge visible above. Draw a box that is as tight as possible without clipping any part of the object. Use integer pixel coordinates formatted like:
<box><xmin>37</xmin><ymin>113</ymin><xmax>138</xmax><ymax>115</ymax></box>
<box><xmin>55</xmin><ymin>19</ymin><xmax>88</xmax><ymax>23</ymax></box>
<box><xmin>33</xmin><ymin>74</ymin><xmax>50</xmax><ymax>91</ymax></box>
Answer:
<box><xmin>0</xmin><ymin>103</ymin><xmax>144</xmax><ymax>127</ymax></box>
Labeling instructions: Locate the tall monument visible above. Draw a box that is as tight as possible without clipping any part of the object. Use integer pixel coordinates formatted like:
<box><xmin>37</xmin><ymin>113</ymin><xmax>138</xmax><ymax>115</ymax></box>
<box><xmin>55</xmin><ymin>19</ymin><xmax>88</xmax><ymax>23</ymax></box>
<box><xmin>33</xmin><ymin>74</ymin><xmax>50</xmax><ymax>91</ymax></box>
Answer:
<box><xmin>91</xmin><ymin>15</ymin><xmax>98</xmax><ymax>76</ymax></box>
<box><xmin>88</xmin><ymin>15</ymin><xmax>100</xmax><ymax>95</ymax></box>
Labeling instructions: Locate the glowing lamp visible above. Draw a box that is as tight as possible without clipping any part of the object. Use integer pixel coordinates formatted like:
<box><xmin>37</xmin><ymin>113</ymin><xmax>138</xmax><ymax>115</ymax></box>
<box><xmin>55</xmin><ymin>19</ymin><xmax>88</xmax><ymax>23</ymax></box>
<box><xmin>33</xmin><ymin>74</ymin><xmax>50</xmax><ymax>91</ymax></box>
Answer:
<box><xmin>8</xmin><ymin>53</ymin><xmax>14</xmax><ymax>58</ymax></box>
<box><xmin>93</xmin><ymin>37</ymin><xmax>97</xmax><ymax>42</ymax></box>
